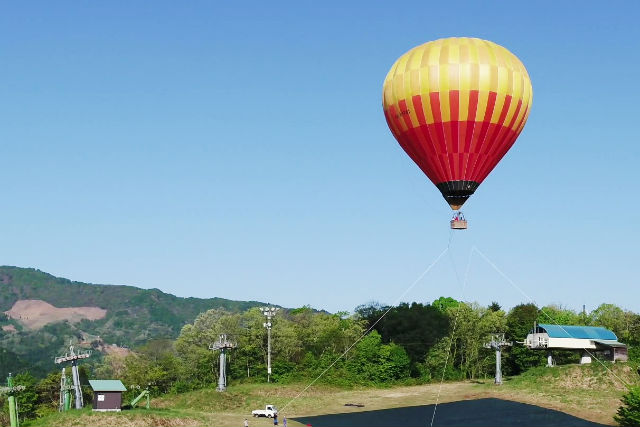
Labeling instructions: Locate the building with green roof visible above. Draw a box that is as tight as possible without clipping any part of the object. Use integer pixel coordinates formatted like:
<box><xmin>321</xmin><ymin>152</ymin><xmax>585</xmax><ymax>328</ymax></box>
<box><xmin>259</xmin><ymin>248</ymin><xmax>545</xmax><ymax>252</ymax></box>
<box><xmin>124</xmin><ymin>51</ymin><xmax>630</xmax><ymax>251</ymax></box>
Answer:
<box><xmin>89</xmin><ymin>380</ymin><xmax>127</xmax><ymax>412</ymax></box>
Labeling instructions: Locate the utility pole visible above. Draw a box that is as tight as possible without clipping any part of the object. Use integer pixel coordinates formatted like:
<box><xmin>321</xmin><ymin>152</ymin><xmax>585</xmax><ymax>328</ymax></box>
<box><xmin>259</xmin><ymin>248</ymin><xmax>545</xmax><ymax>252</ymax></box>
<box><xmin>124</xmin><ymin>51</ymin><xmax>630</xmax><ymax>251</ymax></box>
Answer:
<box><xmin>54</xmin><ymin>342</ymin><xmax>91</xmax><ymax>409</ymax></box>
<box><xmin>484</xmin><ymin>334</ymin><xmax>512</xmax><ymax>385</ymax></box>
<box><xmin>209</xmin><ymin>334</ymin><xmax>236</xmax><ymax>391</ymax></box>
<box><xmin>1</xmin><ymin>373</ymin><xmax>26</xmax><ymax>427</ymax></box>
<box><xmin>261</xmin><ymin>306</ymin><xmax>279</xmax><ymax>382</ymax></box>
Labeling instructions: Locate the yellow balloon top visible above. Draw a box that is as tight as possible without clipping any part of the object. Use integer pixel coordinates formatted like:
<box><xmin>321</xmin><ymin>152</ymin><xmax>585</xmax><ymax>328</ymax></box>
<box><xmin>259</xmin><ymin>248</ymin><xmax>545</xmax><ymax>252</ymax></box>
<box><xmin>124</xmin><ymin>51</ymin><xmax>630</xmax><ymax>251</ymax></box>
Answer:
<box><xmin>383</xmin><ymin>37</ymin><xmax>532</xmax><ymax>130</ymax></box>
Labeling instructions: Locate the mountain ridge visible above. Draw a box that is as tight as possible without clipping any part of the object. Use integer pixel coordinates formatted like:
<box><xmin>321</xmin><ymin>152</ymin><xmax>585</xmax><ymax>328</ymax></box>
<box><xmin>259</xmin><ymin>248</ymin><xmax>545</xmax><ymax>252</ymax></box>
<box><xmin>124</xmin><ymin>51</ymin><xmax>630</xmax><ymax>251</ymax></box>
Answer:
<box><xmin>0</xmin><ymin>265</ymin><xmax>269</xmax><ymax>377</ymax></box>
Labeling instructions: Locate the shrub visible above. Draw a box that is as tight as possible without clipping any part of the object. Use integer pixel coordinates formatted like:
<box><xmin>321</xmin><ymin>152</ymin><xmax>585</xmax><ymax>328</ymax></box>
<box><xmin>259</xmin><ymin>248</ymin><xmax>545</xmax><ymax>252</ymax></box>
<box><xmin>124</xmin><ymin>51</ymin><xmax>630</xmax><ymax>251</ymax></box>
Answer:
<box><xmin>615</xmin><ymin>387</ymin><xmax>640</xmax><ymax>426</ymax></box>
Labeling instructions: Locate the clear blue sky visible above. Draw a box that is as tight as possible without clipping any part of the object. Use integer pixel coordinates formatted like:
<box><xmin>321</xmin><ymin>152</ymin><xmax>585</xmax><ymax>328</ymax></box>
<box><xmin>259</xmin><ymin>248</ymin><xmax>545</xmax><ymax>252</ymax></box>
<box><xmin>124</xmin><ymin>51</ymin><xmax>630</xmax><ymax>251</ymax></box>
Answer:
<box><xmin>1</xmin><ymin>1</ymin><xmax>639</xmax><ymax>314</ymax></box>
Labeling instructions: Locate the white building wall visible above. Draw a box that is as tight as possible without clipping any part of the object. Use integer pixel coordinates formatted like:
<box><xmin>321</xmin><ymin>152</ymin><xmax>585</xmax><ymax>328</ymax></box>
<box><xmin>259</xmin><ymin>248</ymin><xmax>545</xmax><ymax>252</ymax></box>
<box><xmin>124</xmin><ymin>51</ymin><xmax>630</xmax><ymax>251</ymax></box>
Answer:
<box><xmin>525</xmin><ymin>333</ymin><xmax>597</xmax><ymax>350</ymax></box>
<box><xmin>547</xmin><ymin>338</ymin><xmax>596</xmax><ymax>349</ymax></box>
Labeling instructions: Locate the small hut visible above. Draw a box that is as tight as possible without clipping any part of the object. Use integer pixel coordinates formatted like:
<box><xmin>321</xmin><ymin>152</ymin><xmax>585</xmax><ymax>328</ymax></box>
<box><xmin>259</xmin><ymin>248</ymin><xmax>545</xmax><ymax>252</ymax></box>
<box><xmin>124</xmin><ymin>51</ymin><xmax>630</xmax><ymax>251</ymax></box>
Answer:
<box><xmin>89</xmin><ymin>380</ymin><xmax>127</xmax><ymax>412</ymax></box>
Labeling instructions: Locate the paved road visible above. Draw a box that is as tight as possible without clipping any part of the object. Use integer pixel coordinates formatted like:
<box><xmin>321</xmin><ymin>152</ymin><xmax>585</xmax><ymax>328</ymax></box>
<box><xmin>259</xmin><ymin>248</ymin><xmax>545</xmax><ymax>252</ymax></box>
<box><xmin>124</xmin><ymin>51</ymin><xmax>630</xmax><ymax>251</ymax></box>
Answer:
<box><xmin>292</xmin><ymin>398</ymin><xmax>609</xmax><ymax>426</ymax></box>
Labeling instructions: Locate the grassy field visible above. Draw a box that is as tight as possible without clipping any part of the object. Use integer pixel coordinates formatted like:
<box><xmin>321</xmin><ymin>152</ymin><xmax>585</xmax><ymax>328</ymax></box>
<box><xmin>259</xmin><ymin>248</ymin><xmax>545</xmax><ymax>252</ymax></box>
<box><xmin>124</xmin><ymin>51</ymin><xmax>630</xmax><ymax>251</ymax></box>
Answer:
<box><xmin>23</xmin><ymin>362</ymin><xmax>639</xmax><ymax>427</ymax></box>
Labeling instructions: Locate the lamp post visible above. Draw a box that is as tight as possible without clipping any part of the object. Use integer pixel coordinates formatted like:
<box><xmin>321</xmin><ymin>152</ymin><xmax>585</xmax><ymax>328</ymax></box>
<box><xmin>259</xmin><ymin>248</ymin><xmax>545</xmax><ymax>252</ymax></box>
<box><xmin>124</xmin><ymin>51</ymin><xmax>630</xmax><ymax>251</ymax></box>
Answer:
<box><xmin>261</xmin><ymin>306</ymin><xmax>279</xmax><ymax>382</ymax></box>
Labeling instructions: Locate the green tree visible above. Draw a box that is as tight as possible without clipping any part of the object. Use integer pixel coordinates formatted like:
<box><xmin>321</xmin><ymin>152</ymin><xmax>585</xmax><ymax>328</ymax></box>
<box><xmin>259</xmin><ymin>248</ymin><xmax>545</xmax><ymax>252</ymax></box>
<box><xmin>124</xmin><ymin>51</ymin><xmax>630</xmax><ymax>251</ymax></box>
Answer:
<box><xmin>504</xmin><ymin>303</ymin><xmax>544</xmax><ymax>375</ymax></box>
<box><xmin>432</xmin><ymin>297</ymin><xmax>460</xmax><ymax>312</ymax></box>
<box><xmin>488</xmin><ymin>302</ymin><xmax>501</xmax><ymax>312</ymax></box>
<box><xmin>537</xmin><ymin>304</ymin><xmax>582</xmax><ymax>326</ymax></box>
<box><xmin>590</xmin><ymin>304</ymin><xmax>633</xmax><ymax>342</ymax></box>
<box><xmin>174</xmin><ymin>306</ymin><xmax>367</xmax><ymax>385</ymax></box>
<box><xmin>615</xmin><ymin>387</ymin><xmax>640</xmax><ymax>426</ymax></box>
<box><xmin>374</xmin><ymin>302</ymin><xmax>449</xmax><ymax>376</ymax></box>
<box><xmin>0</xmin><ymin>348</ymin><xmax>27</xmax><ymax>380</ymax></box>
<box><xmin>420</xmin><ymin>302</ymin><xmax>506</xmax><ymax>381</ymax></box>
<box><xmin>345</xmin><ymin>331</ymin><xmax>410</xmax><ymax>384</ymax></box>
<box><xmin>13</xmin><ymin>372</ymin><xmax>39</xmax><ymax>421</ymax></box>
<box><xmin>174</xmin><ymin>309</ymin><xmax>239</xmax><ymax>387</ymax></box>
<box><xmin>93</xmin><ymin>353</ymin><xmax>128</xmax><ymax>380</ymax></box>
<box><xmin>119</xmin><ymin>351</ymin><xmax>179</xmax><ymax>396</ymax></box>
<box><xmin>446</xmin><ymin>303</ymin><xmax>506</xmax><ymax>379</ymax></box>
<box><xmin>35</xmin><ymin>370</ymin><xmax>63</xmax><ymax>411</ymax></box>
<box><xmin>354</xmin><ymin>302</ymin><xmax>388</xmax><ymax>331</ymax></box>
<box><xmin>355</xmin><ymin>301</ymin><xmax>450</xmax><ymax>377</ymax></box>
<box><xmin>422</xmin><ymin>336</ymin><xmax>462</xmax><ymax>381</ymax></box>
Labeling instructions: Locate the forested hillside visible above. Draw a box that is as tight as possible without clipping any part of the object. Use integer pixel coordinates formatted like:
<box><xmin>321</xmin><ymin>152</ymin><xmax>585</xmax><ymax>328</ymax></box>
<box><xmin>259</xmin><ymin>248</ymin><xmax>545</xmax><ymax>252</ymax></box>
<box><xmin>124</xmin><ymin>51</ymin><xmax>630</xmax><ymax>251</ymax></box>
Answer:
<box><xmin>0</xmin><ymin>266</ymin><xmax>268</xmax><ymax>377</ymax></box>
<box><xmin>93</xmin><ymin>299</ymin><xmax>640</xmax><ymax>397</ymax></box>
<box><xmin>2</xmin><ymin>294</ymin><xmax>640</xmax><ymax>426</ymax></box>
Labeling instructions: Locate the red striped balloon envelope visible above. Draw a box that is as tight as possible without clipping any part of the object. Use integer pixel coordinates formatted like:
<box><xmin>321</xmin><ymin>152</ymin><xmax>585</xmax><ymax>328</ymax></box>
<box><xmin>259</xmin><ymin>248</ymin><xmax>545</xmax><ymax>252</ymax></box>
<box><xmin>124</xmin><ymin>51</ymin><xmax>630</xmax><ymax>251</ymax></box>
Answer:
<box><xmin>383</xmin><ymin>38</ymin><xmax>533</xmax><ymax>210</ymax></box>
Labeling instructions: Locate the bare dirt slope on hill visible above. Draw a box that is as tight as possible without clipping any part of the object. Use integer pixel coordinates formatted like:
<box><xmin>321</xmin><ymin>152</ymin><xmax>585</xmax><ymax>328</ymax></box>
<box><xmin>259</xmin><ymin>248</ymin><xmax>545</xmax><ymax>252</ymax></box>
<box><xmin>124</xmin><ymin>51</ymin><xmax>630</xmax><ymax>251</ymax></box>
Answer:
<box><xmin>4</xmin><ymin>299</ymin><xmax>107</xmax><ymax>329</ymax></box>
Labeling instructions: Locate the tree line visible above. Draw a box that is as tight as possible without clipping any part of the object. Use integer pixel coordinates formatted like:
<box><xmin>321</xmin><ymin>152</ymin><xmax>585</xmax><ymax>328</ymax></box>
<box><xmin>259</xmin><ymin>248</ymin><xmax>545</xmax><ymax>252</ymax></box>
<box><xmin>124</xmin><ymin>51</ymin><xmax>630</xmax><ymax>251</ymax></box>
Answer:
<box><xmin>2</xmin><ymin>298</ymin><xmax>639</xmax><ymax>425</ymax></box>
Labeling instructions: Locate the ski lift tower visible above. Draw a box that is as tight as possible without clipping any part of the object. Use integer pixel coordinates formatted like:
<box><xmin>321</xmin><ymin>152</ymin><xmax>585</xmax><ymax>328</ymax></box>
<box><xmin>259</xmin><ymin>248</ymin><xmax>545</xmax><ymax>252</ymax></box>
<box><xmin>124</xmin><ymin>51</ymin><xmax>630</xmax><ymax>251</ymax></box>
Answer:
<box><xmin>54</xmin><ymin>343</ymin><xmax>91</xmax><ymax>409</ymax></box>
<box><xmin>484</xmin><ymin>334</ymin><xmax>512</xmax><ymax>385</ymax></box>
<box><xmin>1</xmin><ymin>373</ymin><xmax>26</xmax><ymax>427</ymax></box>
<box><xmin>261</xmin><ymin>306</ymin><xmax>279</xmax><ymax>382</ymax></box>
<box><xmin>209</xmin><ymin>334</ymin><xmax>236</xmax><ymax>392</ymax></box>
<box><xmin>58</xmin><ymin>367</ymin><xmax>73</xmax><ymax>411</ymax></box>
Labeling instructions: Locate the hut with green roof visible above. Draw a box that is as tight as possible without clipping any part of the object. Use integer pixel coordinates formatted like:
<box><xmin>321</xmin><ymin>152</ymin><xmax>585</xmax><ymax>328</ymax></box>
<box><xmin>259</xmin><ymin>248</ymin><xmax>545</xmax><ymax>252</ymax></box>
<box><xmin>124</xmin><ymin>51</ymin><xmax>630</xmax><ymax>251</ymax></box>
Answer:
<box><xmin>89</xmin><ymin>380</ymin><xmax>127</xmax><ymax>412</ymax></box>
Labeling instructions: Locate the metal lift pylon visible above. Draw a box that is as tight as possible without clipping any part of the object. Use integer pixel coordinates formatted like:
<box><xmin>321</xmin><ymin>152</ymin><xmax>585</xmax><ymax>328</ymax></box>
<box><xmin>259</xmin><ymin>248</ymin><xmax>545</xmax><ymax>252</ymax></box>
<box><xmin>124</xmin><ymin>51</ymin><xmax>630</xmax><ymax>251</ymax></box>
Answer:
<box><xmin>54</xmin><ymin>342</ymin><xmax>91</xmax><ymax>409</ymax></box>
<box><xmin>1</xmin><ymin>374</ymin><xmax>26</xmax><ymax>427</ymax></box>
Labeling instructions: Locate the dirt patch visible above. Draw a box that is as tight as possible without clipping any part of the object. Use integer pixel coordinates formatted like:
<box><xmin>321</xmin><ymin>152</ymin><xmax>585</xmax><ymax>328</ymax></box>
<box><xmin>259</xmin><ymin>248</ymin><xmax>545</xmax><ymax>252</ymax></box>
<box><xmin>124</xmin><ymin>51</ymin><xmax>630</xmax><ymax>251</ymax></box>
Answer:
<box><xmin>1</xmin><ymin>324</ymin><xmax>17</xmax><ymax>332</ymax></box>
<box><xmin>4</xmin><ymin>299</ymin><xmax>107</xmax><ymax>329</ymax></box>
<box><xmin>102</xmin><ymin>344</ymin><xmax>132</xmax><ymax>357</ymax></box>
<box><xmin>53</xmin><ymin>413</ymin><xmax>201</xmax><ymax>427</ymax></box>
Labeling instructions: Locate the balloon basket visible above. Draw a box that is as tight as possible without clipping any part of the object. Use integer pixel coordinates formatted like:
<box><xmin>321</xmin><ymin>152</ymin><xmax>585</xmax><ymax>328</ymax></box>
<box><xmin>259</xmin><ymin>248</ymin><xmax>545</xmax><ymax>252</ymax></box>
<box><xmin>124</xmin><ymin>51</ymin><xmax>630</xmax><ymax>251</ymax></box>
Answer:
<box><xmin>450</xmin><ymin>219</ymin><xmax>467</xmax><ymax>230</ymax></box>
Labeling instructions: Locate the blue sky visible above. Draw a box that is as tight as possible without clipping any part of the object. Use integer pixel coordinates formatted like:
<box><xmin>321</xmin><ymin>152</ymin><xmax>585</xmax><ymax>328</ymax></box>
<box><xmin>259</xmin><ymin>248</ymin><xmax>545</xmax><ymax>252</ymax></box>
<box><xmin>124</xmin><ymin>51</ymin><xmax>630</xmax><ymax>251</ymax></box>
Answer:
<box><xmin>1</xmin><ymin>1</ymin><xmax>639</xmax><ymax>314</ymax></box>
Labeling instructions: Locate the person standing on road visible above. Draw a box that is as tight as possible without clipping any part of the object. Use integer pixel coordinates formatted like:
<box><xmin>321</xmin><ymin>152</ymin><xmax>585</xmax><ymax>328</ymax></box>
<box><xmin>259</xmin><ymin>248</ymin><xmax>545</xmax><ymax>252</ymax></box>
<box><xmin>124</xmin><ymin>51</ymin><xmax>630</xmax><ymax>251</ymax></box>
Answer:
<box><xmin>273</xmin><ymin>413</ymin><xmax>278</xmax><ymax>425</ymax></box>
<box><xmin>244</xmin><ymin>418</ymin><xmax>249</xmax><ymax>427</ymax></box>
<box><xmin>283</xmin><ymin>416</ymin><xmax>287</xmax><ymax>427</ymax></box>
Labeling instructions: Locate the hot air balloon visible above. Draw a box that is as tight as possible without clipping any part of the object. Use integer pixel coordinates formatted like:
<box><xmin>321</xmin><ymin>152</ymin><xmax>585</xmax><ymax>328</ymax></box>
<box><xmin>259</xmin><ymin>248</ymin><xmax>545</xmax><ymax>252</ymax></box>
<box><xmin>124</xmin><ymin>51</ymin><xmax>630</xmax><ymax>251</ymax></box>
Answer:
<box><xmin>382</xmin><ymin>37</ymin><xmax>532</xmax><ymax>229</ymax></box>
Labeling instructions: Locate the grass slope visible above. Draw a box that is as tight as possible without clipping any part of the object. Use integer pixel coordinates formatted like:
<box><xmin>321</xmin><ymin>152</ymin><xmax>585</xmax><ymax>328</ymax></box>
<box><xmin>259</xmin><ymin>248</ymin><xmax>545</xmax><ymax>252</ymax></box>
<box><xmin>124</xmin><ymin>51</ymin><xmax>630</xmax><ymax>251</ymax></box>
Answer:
<box><xmin>26</xmin><ymin>362</ymin><xmax>640</xmax><ymax>427</ymax></box>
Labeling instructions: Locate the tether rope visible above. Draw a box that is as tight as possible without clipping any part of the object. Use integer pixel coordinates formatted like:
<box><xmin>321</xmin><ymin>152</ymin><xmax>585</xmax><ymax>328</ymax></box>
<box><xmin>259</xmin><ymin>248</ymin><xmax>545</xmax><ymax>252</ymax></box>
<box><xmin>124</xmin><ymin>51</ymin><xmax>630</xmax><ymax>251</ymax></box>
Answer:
<box><xmin>280</xmin><ymin>234</ymin><xmax>629</xmax><ymax>422</ymax></box>
<box><xmin>279</xmin><ymin>245</ymin><xmax>450</xmax><ymax>414</ymax></box>
<box><xmin>430</xmin><ymin>244</ymin><xmax>474</xmax><ymax>426</ymax></box>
